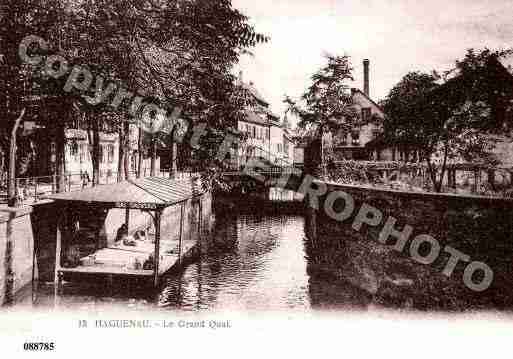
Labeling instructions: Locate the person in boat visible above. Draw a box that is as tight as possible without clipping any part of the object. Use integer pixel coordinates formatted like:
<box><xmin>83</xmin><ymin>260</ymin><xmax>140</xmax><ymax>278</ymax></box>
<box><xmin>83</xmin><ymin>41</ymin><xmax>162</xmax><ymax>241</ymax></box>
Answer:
<box><xmin>122</xmin><ymin>234</ymin><xmax>137</xmax><ymax>246</ymax></box>
<box><xmin>134</xmin><ymin>230</ymin><xmax>147</xmax><ymax>241</ymax></box>
<box><xmin>116</xmin><ymin>223</ymin><xmax>128</xmax><ymax>242</ymax></box>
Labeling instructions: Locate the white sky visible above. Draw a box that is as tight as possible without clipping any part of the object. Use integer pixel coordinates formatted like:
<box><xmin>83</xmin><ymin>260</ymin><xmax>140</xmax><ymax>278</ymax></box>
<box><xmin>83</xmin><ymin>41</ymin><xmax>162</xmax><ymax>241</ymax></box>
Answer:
<box><xmin>233</xmin><ymin>0</ymin><xmax>513</xmax><ymax>124</ymax></box>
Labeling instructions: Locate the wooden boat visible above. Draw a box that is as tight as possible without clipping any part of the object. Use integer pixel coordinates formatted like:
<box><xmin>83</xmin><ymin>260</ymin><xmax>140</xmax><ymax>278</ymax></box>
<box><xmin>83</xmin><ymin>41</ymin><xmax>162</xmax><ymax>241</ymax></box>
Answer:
<box><xmin>45</xmin><ymin>177</ymin><xmax>205</xmax><ymax>289</ymax></box>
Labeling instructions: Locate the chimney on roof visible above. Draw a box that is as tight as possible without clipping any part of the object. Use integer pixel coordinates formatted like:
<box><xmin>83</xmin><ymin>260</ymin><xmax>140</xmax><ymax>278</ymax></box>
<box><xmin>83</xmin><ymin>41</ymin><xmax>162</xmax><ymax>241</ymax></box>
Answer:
<box><xmin>363</xmin><ymin>59</ymin><xmax>370</xmax><ymax>97</ymax></box>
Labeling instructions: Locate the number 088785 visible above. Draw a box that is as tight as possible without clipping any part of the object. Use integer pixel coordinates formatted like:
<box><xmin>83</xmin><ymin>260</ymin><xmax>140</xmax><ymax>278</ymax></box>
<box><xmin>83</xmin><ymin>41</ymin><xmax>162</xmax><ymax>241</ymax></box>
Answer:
<box><xmin>23</xmin><ymin>342</ymin><xmax>55</xmax><ymax>351</ymax></box>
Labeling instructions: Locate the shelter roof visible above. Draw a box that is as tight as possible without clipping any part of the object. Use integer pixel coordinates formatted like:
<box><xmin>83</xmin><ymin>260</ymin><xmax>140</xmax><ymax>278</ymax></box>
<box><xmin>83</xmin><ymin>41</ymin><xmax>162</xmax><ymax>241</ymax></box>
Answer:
<box><xmin>45</xmin><ymin>177</ymin><xmax>204</xmax><ymax>209</ymax></box>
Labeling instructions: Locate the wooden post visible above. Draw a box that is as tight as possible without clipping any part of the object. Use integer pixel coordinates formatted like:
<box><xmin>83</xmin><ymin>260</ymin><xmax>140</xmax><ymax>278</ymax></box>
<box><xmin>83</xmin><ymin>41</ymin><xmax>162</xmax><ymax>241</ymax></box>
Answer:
<box><xmin>448</xmin><ymin>169</ymin><xmax>453</xmax><ymax>189</ymax></box>
<box><xmin>474</xmin><ymin>169</ymin><xmax>479</xmax><ymax>193</ymax></box>
<box><xmin>4</xmin><ymin>212</ymin><xmax>16</xmax><ymax>305</ymax></box>
<box><xmin>197</xmin><ymin>198</ymin><xmax>203</xmax><ymax>258</ymax></box>
<box><xmin>52</xmin><ymin>174</ymin><xmax>57</xmax><ymax>194</ymax></box>
<box><xmin>198</xmin><ymin>198</ymin><xmax>202</xmax><ymax>239</ymax></box>
<box><xmin>31</xmin><ymin>238</ymin><xmax>38</xmax><ymax>305</ymax></box>
<box><xmin>178</xmin><ymin>202</ymin><xmax>184</xmax><ymax>266</ymax></box>
<box><xmin>54</xmin><ymin>209</ymin><xmax>64</xmax><ymax>299</ymax></box>
<box><xmin>7</xmin><ymin>109</ymin><xmax>26</xmax><ymax>207</ymax></box>
<box><xmin>150</xmin><ymin>135</ymin><xmax>156</xmax><ymax>177</ymax></box>
<box><xmin>488</xmin><ymin>169</ymin><xmax>496</xmax><ymax>189</ymax></box>
<box><xmin>309</xmin><ymin>202</ymin><xmax>317</xmax><ymax>244</ymax></box>
<box><xmin>125</xmin><ymin>207</ymin><xmax>130</xmax><ymax>232</ymax></box>
<box><xmin>34</xmin><ymin>177</ymin><xmax>39</xmax><ymax>202</ymax></box>
<box><xmin>153</xmin><ymin>210</ymin><xmax>161</xmax><ymax>288</ymax></box>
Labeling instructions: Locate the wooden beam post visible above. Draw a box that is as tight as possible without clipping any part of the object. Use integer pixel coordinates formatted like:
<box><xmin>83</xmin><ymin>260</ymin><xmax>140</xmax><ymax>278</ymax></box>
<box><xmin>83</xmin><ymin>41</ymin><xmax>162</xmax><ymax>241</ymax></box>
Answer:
<box><xmin>198</xmin><ymin>198</ymin><xmax>202</xmax><ymax>239</ymax></box>
<box><xmin>7</xmin><ymin>109</ymin><xmax>26</xmax><ymax>207</ymax></box>
<box><xmin>54</xmin><ymin>208</ymin><xmax>65</xmax><ymax>300</ymax></box>
<box><xmin>125</xmin><ymin>207</ymin><xmax>130</xmax><ymax>232</ymax></box>
<box><xmin>488</xmin><ymin>169</ymin><xmax>496</xmax><ymax>189</ymax></box>
<box><xmin>4</xmin><ymin>212</ymin><xmax>16</xmax><ymax>305</ymax></box>
<box><xmin>34</xmin><ymin>178</ymin><xmax>39</xmax><ymax>202</ymax></box>
<box><xmin>153</xmin><ymin>210</ymin><xmax>161</xmax><ymax>288</ymax></box>
<box><xmin>198</xmin><ymin>198</ymin><xmax>203</xmax><ymax>257</ymax></box>
<box><xmin>178</xmin><ymin>202</ymin><xmax>184</xmax><ymax>266</ymax></box>
<box><xmin>32</xmin><ymin>241</ymin><xmax>37</xmax><ymax>305</ymax></box>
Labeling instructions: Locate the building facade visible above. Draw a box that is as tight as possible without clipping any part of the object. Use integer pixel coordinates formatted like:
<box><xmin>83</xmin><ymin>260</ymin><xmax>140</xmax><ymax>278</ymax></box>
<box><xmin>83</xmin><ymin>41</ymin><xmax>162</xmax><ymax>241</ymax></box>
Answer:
<box><xmin>31</xmin><ymin>123</ymin><xmax>160</xmax><ymax>183</ymax></box>
<box><xmin>332</xmin><ymin>59</ymin><xmax>384</xmax><ymax>160</ymax></box>
<box><xmin>235</xmin><ymin>74</ymin><xmax>295</xmax><ymax>168</ymax></box>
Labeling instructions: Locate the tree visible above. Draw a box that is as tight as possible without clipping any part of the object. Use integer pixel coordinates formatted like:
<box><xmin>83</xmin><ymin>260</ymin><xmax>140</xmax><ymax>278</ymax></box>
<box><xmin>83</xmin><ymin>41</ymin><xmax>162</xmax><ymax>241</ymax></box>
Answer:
<box><xmin>285</xmin><ymin>54</ymin><xmax>359</xmax><ymax>176</ymax></box>
<box><xmin>2</xmin><ymin>0</ymin><xmax>267</xmax><ymax>193</ymax></box>
<box><xmin>127</xmin><ymin>0</ymin><xmax>267</xmax><ymax>177</ymax></box>
<box><xmin>0</xmin><ymin>0</ymin><xmax>74</xmax><ymax>196</ymax></box>
<box><xmin>70</xmin><ymin>0</ymin><xmax>268</xmax><ymax>179</ymax></box>
<box><xmin>382</xmin><ymin>71</ymin><xmax>440</xmax><ymax>149</ymax></box>
<box><xmin>383</xmin><ymin>48</ymin><xmax>513</xmax><ymax>192</ymax></box>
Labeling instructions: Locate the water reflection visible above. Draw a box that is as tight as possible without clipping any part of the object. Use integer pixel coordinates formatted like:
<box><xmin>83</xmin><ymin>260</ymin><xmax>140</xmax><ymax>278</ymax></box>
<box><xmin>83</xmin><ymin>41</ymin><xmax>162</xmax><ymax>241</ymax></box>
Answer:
<box><xmin>160</xmin><ymin>213</ymin><xmax>311</xmax><ymax>311</ymax></box>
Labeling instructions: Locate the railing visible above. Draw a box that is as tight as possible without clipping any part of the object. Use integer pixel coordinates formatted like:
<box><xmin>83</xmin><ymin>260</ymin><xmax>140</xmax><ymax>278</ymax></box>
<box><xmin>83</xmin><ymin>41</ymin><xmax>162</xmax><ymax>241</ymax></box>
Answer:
<box><xmin>237</xmin><ymin>142</ymin><xmax>294</xmax><ymax>168</ymax></box>
<box><xmin>222</xmin><ymin>165</ymin><xmax>300</xmax><ymax>178</ymax></box>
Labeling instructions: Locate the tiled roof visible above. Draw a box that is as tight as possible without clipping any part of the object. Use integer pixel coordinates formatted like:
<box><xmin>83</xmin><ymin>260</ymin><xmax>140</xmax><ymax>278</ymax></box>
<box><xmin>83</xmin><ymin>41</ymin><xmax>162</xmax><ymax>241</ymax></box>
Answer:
<box><xmin>351</xmin><ymin>88</ymin><xmax>385</xmax><ymax>114</ymax></box>
<box><xmin>242</xmin><ymin>110</ymin><xmax>270</xmax><ymax>126</ymax></box>
<box><xmin>243</xmin><ymin>82</ymin><xmax>269</xmax><ymax>105</ymax></box>
<box><xmin>45</xmin><ymin>177</ymin><xmax>204</xmax><ymax>208</ymax></box>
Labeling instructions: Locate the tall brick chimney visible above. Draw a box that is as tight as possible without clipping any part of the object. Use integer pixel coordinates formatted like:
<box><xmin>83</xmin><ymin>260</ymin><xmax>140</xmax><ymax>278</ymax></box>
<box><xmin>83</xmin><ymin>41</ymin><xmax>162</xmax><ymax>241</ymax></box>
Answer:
<box><xmin>363</xmin><ymin>59</ymin><xmax>370</xmax><ymax>97</ymax></box>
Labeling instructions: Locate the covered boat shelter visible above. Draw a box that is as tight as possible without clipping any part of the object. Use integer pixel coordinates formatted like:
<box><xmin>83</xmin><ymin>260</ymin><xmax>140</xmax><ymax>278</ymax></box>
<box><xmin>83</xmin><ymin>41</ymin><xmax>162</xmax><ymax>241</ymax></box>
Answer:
<box><xmin>46</xmin><ymin>177</ymin><xmax>204</xmax><ymax>289</ymax></box>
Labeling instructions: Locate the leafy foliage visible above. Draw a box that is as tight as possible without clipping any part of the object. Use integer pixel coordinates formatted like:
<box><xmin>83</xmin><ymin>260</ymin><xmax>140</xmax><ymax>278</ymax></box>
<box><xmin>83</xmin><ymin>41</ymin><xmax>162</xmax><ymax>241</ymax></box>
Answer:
<box><xmin>285</xmin><ymin>54</ymin><xmax>359</xmax><ymax>138</ymax></box>
<box><xmin>1</xmin><ymin>0</ymin><xmax>268</xmax><ymax>182</ymax></box>
<box><xmin>382</xmin><ymin>48</ymin><xmax>513</xmax><ymax>192</ymax></box>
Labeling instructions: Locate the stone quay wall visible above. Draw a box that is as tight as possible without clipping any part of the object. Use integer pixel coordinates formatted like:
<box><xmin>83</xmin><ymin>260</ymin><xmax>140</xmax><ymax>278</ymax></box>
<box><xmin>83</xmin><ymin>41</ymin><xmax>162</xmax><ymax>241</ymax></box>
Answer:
<box><xmin>305</xmin><ymin>182</ymin><xmax>513</xmax><ymax>310</ymax></box>
<box><xmin>0</xmin><ymin>207</ymin><xmax>36</xmax><ymax>305</ymax></box>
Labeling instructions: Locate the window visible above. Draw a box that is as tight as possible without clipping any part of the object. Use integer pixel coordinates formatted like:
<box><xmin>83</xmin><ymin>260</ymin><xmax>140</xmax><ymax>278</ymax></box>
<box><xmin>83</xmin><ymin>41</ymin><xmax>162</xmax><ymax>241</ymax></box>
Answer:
<box><xmin>99</xmin><ymin>145</ymin><xmax>105</xmax><ymax>163</ymax></box>
<box><xmin>252</xmin><ymin>126</ymin><xmax>256</xmax><ymax>139</ymax></box>
<box><xmin>267</xmin><ymin>128</ymin><xmax>270</xmax><ymax>140</ymax></box>
<box><xmin>69</xmin><ymin>141</ymin><xmax>79</xmax><ymax>161</ymax></box>
<box><xmin>107</xmin><ymin>144</ymin><xmax>115</xmax><ymax>163</ymax></box>
<box><xmin>362</xmin><ymin>108</ymin><xmax>372</xmax><ymax>123</ymax></box>
<box><xmin>79</xmin><ymin>143</ymin><xmax>87</xmax><ymax>162</ymax></box>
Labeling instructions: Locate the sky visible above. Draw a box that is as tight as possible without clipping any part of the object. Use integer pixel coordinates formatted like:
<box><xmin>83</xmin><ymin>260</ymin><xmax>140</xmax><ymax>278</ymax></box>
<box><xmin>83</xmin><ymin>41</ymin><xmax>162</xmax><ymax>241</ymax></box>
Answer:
<box><xmin>232</xmin><ymin>0</ymin><xmax>513</xmax><ymax>125</ymax></box>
